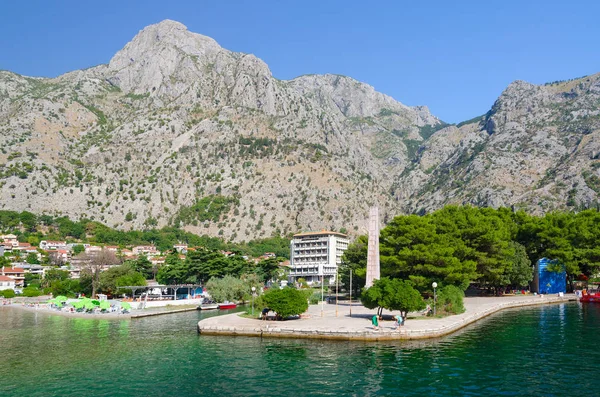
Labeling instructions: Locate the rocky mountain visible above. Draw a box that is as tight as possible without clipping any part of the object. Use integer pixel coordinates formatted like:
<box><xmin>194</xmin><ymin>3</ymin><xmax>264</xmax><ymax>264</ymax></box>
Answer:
<box><xmin>0</xmin><ymin>20</ymin><xmax>598</xmax><ymax>241</ymax></box>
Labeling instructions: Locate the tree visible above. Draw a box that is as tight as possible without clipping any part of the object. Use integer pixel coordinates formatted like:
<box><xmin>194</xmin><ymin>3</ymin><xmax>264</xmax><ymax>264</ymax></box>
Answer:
<box><xmin>205</xmin><ymin>275</ymin><xmax>247</xmax><ymax>303</ymax></box>
<box><xmin>503</xmin><ymin>242</ymin><xmax>533</xmax><ymax>288</ymax></box>
<box><xmin>77</xmin><ymin>250</ymin><xmax>120</xmax><ymax>298</ymax></box>
<box><xmin>432</xmin><ymin>206</ymin><xmax>516</xmax><ymax>292</ymax></box>
<box><xmin>27</xmin><ymin>235</ymin><xmax>40</xmax><ymax>246</ymax></box>
<box><xmin>1</xmin><ymin>289</ymin><xmax>16</xmax><ymax>298</ymax></box>
<box><xmin>361</xmin><ymin>277</ymin><xmax>425</xmax><ymax>321</ymax></box>
<box><xmin>25</xmin><ymin>252</ymin><xmax>40</xmax><ymax>264</ymax></box>
<box><xmin>99</xmin><ymin>264</ymin><xmax>146</xmax><ymax>296</ymax></box>
<box><xmin>255</xmin><ymin>257</ymin><xmax>283</xmax><ymax>283</ymax></box>
<box><xmin>435</xmin><ymin>285</ymin><xmax>465</xmax><ymax>314</ymax></box>
<box><xmin>156</xmin><ymin>252</ymin><xmax>186</xmax><ymax>284</ymax></box>
<box><xmin>129</xmin><ymin>255</ymin><xmax>152</xmax><ymax>279</ymax></box>
<box><xmin>19</xmin><ymin>211</ymin><xmax>37</xmax><ymax>232</ymax></box>
<box><xmin>261</xmin><ymin>287</ymin><xmax>308</xmax><ymax>320</ymax></box>
<box><xmin>72</xmin><ymin>244</ymin><xmax>85</xmax><ymax>255</ymax></box>
<box><xmin>380</xmin><ymin>214</ymin><xmax>477</xmax><ymax>291</ymax></box>
<box><xmin>49</xmin><ymin>279</ymin><xmax>82</xmax><ymax>298</ymax></box>
<box><xmin>339</xmin><ymin>235</ymin><xmax>368</xmax><ymax>295</ymax></box>
<box><xmin>42</xmin><ymin>269</ymin><xmax>70</xmax><ymax>288</ymax></box>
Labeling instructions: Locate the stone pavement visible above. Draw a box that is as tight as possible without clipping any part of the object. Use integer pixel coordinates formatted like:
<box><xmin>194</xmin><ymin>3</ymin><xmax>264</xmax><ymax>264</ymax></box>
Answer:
<box><xmin>198</xmin><ymin>294</ymin><xmax>576</xmax><ymax>341</ymax></box>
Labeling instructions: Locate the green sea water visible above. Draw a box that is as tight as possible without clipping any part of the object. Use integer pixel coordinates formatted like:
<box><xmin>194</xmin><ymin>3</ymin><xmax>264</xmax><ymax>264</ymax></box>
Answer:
<box><xmin>1</xmin><ymin>303</ymin><xmax>598</xmax><ymax>396</ymax></box>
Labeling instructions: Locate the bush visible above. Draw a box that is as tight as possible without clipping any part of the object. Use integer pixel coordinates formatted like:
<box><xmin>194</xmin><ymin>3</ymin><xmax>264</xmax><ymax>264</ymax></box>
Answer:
<box><xmin>436</xmin><ymin>285</ymin><xmax>465</xmax><ymax>314</ymax></box>
<box><xmin>22</xmin><ymin>286</ymin><xmax>42</xmax><ymax>297</ymax></box>
<box><xmin>0</xmin><ymin>289</ymin><xmax>16</xmax><ymax>298</ymax></box>
<box><xmin>262</xmin><ymin>287</ymin><xmax>309</xmax><ymax>319</ymax></box>
<box><xmin>297</xmin><ymin>288</ymin><xmax>320</xmax><ymax>304</ymax></box>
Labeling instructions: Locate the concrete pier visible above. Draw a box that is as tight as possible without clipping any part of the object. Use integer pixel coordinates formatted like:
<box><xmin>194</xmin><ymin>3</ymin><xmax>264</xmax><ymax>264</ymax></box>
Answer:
<box><xmin>197</xmin><ymin>294</ymin><xmax>576</xmax><ymax>341</ymax></box>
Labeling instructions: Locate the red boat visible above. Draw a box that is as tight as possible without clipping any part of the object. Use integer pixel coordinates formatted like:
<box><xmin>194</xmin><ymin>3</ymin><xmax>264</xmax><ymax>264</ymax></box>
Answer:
<box><xmin>218</xmin><ymin>302</ymin><xmax>237</xmax><ymax>310</ymax></box>
<box><xmin>580</xmin><ymin>291</ymin><xmax>600</xmax><ymax>303</ymax></box>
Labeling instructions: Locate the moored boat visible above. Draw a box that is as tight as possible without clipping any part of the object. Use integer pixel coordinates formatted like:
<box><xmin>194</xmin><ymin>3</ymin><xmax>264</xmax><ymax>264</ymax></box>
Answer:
<box><xmin>580</xmin><ymin>291</ymin><xmax>600</xmax><ymax>303</ymax></box>
<box><xmin>197</xmin><ymin>303</ymin><xmax>219</xmax><ymax>310</ymax></box>
<box><xmin>579</xmin><ymin>283</ymin><xmax>600</xmax><ymax>303</ymax></box>
<box><xmin>218</xmin><ymin>302</ymin><xmax>237</xmax><ymax>310</ymax></box>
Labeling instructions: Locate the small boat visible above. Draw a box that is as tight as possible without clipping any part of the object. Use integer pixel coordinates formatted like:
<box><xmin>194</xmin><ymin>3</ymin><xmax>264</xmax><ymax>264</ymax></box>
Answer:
<box><xmin>197</xmin><ymin>303</ymin><xmax>219</xmax><ymax>310</ymax></box>
<box><xmin>218</xmin><ymin>302</ymin><xmax>237</xmax><ymax>310</ymax></box>
<box><xmin>197</xmin><ymin>297</ymin><xmax>219</xmax><ymax>310</ymax></box>
<box><xmin>580</xmin><ymin>291</ymin><xmax>600</xmax><ymax>303</ymax></box>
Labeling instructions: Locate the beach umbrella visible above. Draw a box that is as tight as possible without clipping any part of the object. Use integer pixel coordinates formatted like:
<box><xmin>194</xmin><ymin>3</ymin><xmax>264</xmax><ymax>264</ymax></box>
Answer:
<box><xmin>91</xmin><ymin>300</ymin><xmax>101</xmax><ymax>306</ymax></box>
<box><xmin>55</xmin><ymin>296</ymin><xmax>68</xmax><ymax>303</ymax></box>
<box><xmin>99</xmin><ymin>301</ymin><xmax>110</xmax><ymax>310</ymax></box>
<box><xmin>120</xmin><ymin>302</ymin><xmax>131</xmax><ymax>310</ymax></box>
<box><xmin>72</xmin><ymin>300</ymin><xmax>85</xmax><ymax>310</ymax></box>
<box><xmin>84</xmin><ymin>301</ymin><xmax>96</xmax><ymax>311</ymax></box>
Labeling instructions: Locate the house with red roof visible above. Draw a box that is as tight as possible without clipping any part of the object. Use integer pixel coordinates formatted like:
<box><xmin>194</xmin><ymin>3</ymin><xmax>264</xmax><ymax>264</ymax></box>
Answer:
<box><xmin>0</xmin><ymin>275</ymin><xmax>16</xmax><ymax>291</ymax></box>
<box><xmin>1</xmin><ymin>266</ymin><xmax>25</xmax><ymax>287</ymax></box>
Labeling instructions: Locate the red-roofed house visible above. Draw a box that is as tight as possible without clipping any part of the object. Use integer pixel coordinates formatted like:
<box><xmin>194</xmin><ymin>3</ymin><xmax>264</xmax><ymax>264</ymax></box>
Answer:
<box><xmin>85</xmin><ymin>245</ymin><xmax>102</xmax><ymax>254</ymax></box>
<box><xmin>120</xmin><ymin>249</ymin><xmax>135</xmax><ymax>258</ymax></box>
<box><xmin>0</xmin><ymin>275</ymin><xmax>15</xmax><ymax>291</ymax></box>
<box><xmin>132</xmin><ymin>245</ymin><xmax>156</xmax><ymax>255</ymax></box>
<box><xmin>13</xmin><ymin>242</ymin><xmax>32</xmax><ymax>252</ymax></box>
<box><xmin>47</xmin><ymin>250</ymin><xmax>68</xmax><ymax>265</ymax></box>
<box><xmin>1</xmin><ymin>234</ymin><xmax>18</xmax><ymax>246</ymax></box>
<box><xmin>1</xmin><ymin>266</ymin><xmax>25</xmax><ymax>287</ymax></box>
<box><xmin>150</xmin><ymin>257</ymin><xmax>165</xmax><ymax>266</ymax></box>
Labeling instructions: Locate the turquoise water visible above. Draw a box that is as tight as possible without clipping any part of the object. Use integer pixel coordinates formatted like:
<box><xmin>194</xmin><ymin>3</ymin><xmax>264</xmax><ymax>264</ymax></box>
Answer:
<box><xmin>1</xmin><ymin>303</ymin><xmax>598</xmax><ymax>396</ymax></box>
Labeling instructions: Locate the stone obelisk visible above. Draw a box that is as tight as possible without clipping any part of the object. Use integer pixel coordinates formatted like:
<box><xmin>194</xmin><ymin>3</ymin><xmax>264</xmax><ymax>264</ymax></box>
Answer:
<box><xmin>365</xmin><ymin>206</ymin><xmax>380</xmax><ymax>288</ymax></box>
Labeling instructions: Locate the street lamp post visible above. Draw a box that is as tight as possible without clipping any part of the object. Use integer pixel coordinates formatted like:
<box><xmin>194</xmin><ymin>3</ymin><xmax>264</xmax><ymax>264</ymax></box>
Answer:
<box><xmin>335</xmin><ymin>267</ymin><xmax>339</xmax><ymax>317</ymax></box>
<box><xmin>432</xmin><ymin>282</ymin><xmax>438</xmax><ymax>316</ymax></box>
<box><xmin>321</xmin><ymin>273</ymin><xmax>324</xmax><ymax>317</ymax></box>
<box><xmin>349</xmin><ymin>269</ymin><xmax>353</xmax><ymax>317</ymax></box>
<box><xmin>251</xmin><ymin>286</ymin><xmax>256</xmax><ymax>316</ymax></box>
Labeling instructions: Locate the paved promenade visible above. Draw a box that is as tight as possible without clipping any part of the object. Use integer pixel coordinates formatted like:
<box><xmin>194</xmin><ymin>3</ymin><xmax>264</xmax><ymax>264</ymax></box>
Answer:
<box><xmin>198</xmin><ymin>294</ymin><xmax>576</xmax><ymax>341</ymax></box>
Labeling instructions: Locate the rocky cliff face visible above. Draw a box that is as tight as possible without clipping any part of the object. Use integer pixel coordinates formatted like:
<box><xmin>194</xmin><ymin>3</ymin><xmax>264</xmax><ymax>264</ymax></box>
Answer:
<box><xmin>0</xmin><ymin>20</ymin><xmax>598</xmax><ymax>240</ymax></box>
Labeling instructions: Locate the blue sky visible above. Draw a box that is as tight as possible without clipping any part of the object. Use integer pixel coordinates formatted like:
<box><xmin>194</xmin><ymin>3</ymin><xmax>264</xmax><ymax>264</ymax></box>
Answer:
<box><xmin>1</xmin><ymin>0</ymin><xmax>599</xmax><ymax>123</ymax></box>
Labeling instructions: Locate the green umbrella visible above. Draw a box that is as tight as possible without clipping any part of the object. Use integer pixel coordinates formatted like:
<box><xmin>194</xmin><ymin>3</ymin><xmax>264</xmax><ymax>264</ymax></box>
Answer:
<box><xmin>55</xmin><ymin>302</ymin><xmax>63</xmax><ymax>308</ymax></box>
<box><xmin>91</xmin><ymin>300</ymin><xmax>101</xmax><ymax>306</ymax></box>
<box><xmin>100</xmin><ymin>301</ymin><xmax>110</xmax><ymax>310</ymax></box>
<box><xmin>85</xmin><ymin>302</ymin><xmax>96</xmax><ymax>311</ymax></box>
<box><xmin>55</xmin><ymin>296</ymin><xmax>68</xmax><ymax>303</ymax></box>
<box><xmin>72</xmin><ymin>301</ymin><xmax>85</xmax><ymax>310</ymax></box>
<box><xmin>120</xmin><ymin>302</ymin><xmax>131</xmax><ymax>310</ymax></box>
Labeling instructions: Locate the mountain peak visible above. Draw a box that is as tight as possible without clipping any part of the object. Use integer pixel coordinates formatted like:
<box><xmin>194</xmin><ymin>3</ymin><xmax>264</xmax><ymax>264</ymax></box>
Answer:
<box><xmin>153</xmin><ymin>19</ymin><xmax>188</xmax><ymax>31</ymax></box>
<box><xmin>106</xmin><ymin>19</ymin><xmax>222</xmax><ymax>93</ymax></box>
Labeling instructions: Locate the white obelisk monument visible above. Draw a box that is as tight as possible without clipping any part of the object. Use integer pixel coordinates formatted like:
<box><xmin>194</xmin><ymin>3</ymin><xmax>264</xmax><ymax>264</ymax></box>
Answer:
<box><xmin>365</xmin><ymin>206</ymin><xmax>380</xmax><ymax>288</ymax></box>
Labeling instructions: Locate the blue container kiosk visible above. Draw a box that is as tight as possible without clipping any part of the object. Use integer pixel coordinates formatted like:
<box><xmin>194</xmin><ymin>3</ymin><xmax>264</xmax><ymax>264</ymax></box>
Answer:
<box><xmin>532</xmin><ymin>258</ymin><xmax>566</xmax><ymax>294</ymax></box>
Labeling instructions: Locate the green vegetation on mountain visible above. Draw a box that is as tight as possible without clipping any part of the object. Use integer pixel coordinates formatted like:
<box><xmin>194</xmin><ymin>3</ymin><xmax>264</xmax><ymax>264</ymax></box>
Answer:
<box><xmin>0</xmin><ymin>209</ymin><xmax>290</xmax><ymax>257</ymax></box>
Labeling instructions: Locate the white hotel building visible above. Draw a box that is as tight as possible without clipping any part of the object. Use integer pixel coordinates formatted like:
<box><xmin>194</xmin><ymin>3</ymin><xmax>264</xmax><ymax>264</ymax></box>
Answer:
<box><xmin>289</xmin><ymin>230</ymin><xmax>349</xmax><ymax>285</ymax></box>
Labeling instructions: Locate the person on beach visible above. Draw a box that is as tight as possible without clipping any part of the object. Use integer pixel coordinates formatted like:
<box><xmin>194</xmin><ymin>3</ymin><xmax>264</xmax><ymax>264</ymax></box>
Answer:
<box><xmin>372</xmin><ymin>315</ymin><xmax>379</xmax><ymax>330</ymax></box>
